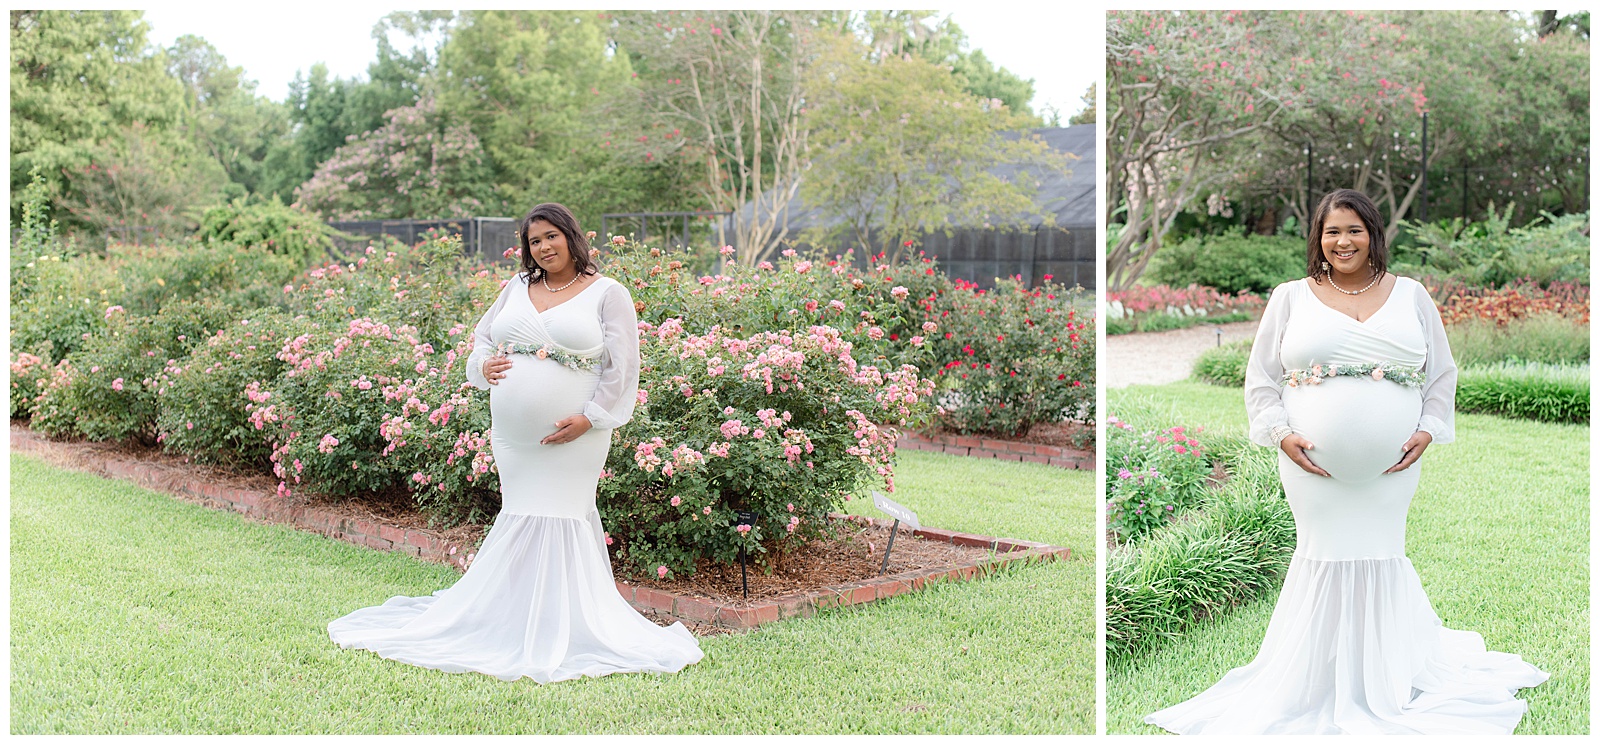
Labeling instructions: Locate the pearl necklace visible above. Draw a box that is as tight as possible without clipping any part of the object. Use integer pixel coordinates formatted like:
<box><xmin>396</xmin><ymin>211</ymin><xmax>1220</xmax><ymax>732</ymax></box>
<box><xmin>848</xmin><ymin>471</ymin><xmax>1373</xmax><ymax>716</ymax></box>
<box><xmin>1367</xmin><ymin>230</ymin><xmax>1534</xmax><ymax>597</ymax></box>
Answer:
<box><xmin>543</xmin><ymin>273</ymin><xmax>582</xmax><ymax>293</ymax></box>
<box><xmin>1329</xmin><ymin>271</ymin><xmax>1381</xmax><ymax>296</ymax></box>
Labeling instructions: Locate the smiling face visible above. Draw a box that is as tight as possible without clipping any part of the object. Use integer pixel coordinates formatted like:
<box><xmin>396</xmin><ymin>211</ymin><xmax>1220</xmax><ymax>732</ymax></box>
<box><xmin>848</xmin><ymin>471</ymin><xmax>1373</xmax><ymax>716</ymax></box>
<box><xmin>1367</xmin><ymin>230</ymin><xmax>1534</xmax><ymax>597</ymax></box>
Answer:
<box><xmin>1319</xmin><ymin>206</ymin><xmax>1372</xmax><ymax>280</ymax></box>
<box><xmin>525</xmin><ymin>219</ymin><xmax>573</xmax><ymax>277</ymax></box>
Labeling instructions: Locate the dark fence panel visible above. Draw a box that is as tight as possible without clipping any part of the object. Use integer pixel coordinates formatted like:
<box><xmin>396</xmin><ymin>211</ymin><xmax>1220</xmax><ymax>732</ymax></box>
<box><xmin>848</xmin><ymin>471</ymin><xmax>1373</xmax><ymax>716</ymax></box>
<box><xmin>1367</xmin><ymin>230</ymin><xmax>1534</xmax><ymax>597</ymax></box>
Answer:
<box><xmin>327</xmin><ymin>217</ymin><xmax>518</xmax><ymax>261</ymax></box>
<box><xmin>795</xmin><ymin>225</ymin><xmax>1094</xmax><ymax>291</ymax></box>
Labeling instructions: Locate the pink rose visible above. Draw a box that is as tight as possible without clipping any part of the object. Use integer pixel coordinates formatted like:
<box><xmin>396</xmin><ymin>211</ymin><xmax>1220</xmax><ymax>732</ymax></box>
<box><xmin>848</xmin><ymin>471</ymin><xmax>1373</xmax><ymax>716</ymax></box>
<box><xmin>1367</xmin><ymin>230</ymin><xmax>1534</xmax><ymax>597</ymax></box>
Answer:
<box><xmin>536</xmin><ymin>348</ymin><xmax>549</xmax><ymax>359</ymax></box>
<box><xmin>613</xmin><ymin>235</ymin><xmax>627</xmax><ymax>245</ymax></box>
<box><xmin>702</xmin><ymin>506</ymin><xmax>712</xmax><ymax>515</ymax></box>
<box><xmin>671</xmin><ymin>496</ymin><xmax>682</xmax><ymax>506</ymax></box>
<box><xmin>1371</xmin><ymin>368</ymin><xmax>1385</xmax><ymax>381</ymax></box>
<box><xmin>111</xmin><ymin>378</ymin><xmax>124</xmax><ymax>391</ymax></box>
<box><xmin>657</xmin><ymin>565</ymin><xmax>668</xmax><ymax>578</ymax></box>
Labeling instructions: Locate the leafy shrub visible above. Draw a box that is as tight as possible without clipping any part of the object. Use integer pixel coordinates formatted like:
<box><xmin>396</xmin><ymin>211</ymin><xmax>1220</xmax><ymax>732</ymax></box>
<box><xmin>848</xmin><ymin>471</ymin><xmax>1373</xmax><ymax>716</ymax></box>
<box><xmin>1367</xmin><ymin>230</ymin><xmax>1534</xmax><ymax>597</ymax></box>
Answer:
<box><xmin>1399</xmin><ymin>205</ymin><xmax>1590</xmax><ymax>289</ymax></box>
<box><xmin>154</xmin><ymin>307</ymin><xmax>299</xmax><ymax>467</ymax></box>
<box><xmin>1456</xmin><ymin>362</ymin><xmax>1589</xmax><ymax>424</ymax></box>
<box><xmin>105</xmin><ymin>241</ymin><xmax>302</xmax><ymax>318</ymax></box>
<box><xmin>1434</xmin><ymin>280</ymin><xmax>1590</xmax><ymax>326</ymax></box>
<box><xmin>601</xmin><ymin>322</ymin><xmax>933</xmax><ymax>578</ymax></box>
<box><xmin>1106</xmin><ymin>441</ymin><xmax>1295</xmax><ymax>664</ymax></box>
<box><xmin>1192</xmin><ymin>340</ymin><xmax>1252</xmax><ymax>387</ymax></box>
<box><xmin>928</xmin><ymin>277</ymin><xmax>1094</xmax><ymax>437</ymax></box>
<box><xmin>197</xmin><ymin>196</ymin><xmax>342</xmax><ymax>269</ymax></box>
<box><xmin>1104</xmin><ymin>417</ymin><xmax>1213</xmax><ymax>542</ymax></box>
<box><xmin>1148</xmin><ymin>228</ymin><xmax>1304</xmax><ymax>295</ymax></box>
<box><xmin>9</xmin><ymin>251</ymin><xmax>103</xmax><ymax>365</ymax></box>
<box><xmin>1446</xmin><ymin>313</ymin><xmax>1589</xmax><ymax>367</ymax></box>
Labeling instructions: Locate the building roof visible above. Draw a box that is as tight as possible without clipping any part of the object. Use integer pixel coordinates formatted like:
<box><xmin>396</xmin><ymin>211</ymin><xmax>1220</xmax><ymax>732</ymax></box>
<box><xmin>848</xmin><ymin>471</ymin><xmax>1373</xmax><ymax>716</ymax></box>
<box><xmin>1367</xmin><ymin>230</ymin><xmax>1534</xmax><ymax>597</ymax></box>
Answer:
<box><xmin>728</xmin><ymin>123</ymin><xmax>1095</xmax><ymax>233</ymax></box>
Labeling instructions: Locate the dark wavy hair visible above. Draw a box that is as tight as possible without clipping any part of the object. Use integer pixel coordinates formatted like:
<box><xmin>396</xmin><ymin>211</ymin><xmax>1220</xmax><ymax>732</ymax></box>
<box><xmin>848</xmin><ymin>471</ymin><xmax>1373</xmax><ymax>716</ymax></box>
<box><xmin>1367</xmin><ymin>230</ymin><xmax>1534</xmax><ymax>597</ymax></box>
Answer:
<box><xmin>1306</xmin><ymin>188</ymin><xmax>1388</xmax><ymax>283</ymax></box>
<box><xmin>518</xmin><ymin>202</ymin><xmax>596</xmax><ymax>283</ymax></box>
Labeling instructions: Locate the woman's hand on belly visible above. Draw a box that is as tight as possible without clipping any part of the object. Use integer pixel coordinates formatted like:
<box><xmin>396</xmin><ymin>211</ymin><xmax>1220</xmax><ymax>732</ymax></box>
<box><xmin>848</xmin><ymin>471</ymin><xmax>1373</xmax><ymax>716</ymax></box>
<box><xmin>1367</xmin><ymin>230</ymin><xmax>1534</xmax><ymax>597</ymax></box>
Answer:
<box><xmin>1381</xmin><ymin>430</ymin><xmax>1433</xmax><ymax>474</ymax></box>
<box><xmin>541</xmin><ymin>414</ymin><xmax>593</xmax><ymax>445</ymax></box>
<box><xmin>483</xmin><ymin>355</ymin><xmax>513</xmax><ymax>385</ymax></box>
<box><xmin>1280</xmin><ymin>433</ymin><xmax>1332</xmax><ymax>477</ymax></box>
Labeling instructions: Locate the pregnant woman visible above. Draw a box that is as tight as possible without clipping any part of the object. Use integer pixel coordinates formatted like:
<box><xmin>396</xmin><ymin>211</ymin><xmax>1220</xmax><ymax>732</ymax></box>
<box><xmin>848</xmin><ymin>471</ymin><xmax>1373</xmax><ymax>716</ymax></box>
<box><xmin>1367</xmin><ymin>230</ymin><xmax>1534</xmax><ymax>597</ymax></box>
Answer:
<box><xmin>328</xmin><ymin>203</ymin><xmax>703</xmax><ymax>682</ymax></box>
<box><xmin>1145</xmin><ymin>189</ymin><xmax>1546</xmax><ymax>734</ymax></box>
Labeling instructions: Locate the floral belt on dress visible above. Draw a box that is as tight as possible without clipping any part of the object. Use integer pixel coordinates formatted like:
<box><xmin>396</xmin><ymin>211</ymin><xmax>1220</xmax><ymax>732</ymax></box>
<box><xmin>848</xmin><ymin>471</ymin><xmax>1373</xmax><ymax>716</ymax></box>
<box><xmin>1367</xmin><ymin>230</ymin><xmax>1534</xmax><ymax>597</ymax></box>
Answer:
<box><xmin>493</xmin><ymin>342</ymin><xmax>600</xmax><ymax>373</ymax></box>
<box><xmin>1282</xmin><ymin>362</ymin><xmax>1424</xmax><ymax>388</ymax></box>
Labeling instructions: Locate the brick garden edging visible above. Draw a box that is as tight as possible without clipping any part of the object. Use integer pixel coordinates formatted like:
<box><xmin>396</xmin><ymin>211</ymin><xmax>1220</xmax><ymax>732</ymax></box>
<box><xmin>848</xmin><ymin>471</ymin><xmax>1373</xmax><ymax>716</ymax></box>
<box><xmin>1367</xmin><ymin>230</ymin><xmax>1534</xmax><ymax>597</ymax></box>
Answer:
<box><xmin>620</xmin><ymin>514</ymin><xmax>1070</xmax><ymax>630</ymax></box>
<box><xmin>896</xmin><ymin>430</ymin><xmax>1092</xmax><ymax>470</ymax></box>
<box><xmin>11</xmin><ymin>425</ymin><xmax>1070</xmax><ymax>632</ymax></box>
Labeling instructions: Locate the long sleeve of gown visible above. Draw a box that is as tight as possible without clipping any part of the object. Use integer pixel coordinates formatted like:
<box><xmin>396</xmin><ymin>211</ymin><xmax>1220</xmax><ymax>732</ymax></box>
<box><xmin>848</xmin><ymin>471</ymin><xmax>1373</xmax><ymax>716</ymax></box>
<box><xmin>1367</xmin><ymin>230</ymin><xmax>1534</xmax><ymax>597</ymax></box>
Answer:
<box><xmin>1412</xmin><ymin>280</ymin><xmax>1458</xmax><ymax>444</ymax></box>
<box><xmin>464</xmin><ymin>275</ymin><xmax>518</xmax><ymax>391</ymax></box>
<box><xmin>582</xmin><ymin>282</ymin><xmax>641</xmax><ymax>430</ymax></box>
<box><xmin>1245</xmin><ymin>282</ymin><xmax>1294</xmax><ymax>447</ymax></box>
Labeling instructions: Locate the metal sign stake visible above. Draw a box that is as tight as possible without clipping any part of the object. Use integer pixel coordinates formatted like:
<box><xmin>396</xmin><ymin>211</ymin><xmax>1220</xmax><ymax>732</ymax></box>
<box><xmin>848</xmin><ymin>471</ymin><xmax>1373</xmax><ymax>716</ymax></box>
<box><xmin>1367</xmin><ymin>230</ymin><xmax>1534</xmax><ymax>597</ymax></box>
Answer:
<box><xmin>879</xmin><ymin>519</ymin><xmax>901</xmax><ymax>575</ymax></box>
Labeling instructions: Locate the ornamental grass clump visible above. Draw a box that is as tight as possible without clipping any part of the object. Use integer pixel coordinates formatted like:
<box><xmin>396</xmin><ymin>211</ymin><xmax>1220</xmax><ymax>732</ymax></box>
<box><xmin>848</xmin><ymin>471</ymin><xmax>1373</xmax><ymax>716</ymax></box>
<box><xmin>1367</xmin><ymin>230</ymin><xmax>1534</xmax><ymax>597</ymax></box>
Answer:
<box><xmin>599</xmin><ymin>320</ymin><xmax>934</xmax><ymax>578</ymax></box>
<box><xmin>1456</xmin><ymin>362</ymin><xmax>1590</xmax><ymax>424</ymax></box>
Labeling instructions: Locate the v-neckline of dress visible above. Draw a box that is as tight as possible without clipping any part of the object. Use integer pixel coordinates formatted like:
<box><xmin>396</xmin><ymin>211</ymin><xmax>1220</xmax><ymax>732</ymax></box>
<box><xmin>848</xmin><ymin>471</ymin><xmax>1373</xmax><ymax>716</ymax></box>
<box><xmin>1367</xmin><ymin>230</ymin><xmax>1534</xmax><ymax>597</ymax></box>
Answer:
<box><xmin>1302</xmin><ymin>276</ymin><xmax>1401</xmax><ymax>325</ymax></box>
<box><xmin>524</xmin><ymin>275</ymin><xmax>605</xmax><ymax>316</ymax></box>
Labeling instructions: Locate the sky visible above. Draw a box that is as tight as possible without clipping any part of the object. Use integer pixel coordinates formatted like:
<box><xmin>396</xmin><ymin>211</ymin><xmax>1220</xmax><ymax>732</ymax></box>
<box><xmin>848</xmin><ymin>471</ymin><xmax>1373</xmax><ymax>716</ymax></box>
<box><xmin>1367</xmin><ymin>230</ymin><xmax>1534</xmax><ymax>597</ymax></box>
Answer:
<box><xmin>138</xmin><ymin>3</ymin><xmax>1099</xmax><ymax>123</ymax></box>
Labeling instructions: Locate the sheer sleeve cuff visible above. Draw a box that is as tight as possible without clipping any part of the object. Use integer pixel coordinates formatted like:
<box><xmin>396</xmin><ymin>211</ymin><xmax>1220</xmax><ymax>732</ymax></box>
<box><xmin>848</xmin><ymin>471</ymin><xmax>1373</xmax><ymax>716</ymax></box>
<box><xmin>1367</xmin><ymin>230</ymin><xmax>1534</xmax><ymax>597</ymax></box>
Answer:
<box><xmin>1248</xmin><ymin>406</ymin><xmax>1290</xmax><ymax>448</ymax></box>
<box><xmin>1416</xmin><ymin>414</ymin><xmax>1454</xmax><ymax>445</ymax></box>
<box><xmin>465</xmin><ymin>351</ymin><xmax>492</xmax><ymax>390</ymax></box>
<box><xmin>583</xmin><ymin>400</ymin><xmax>626</xmax><ymax>430</ymax></box>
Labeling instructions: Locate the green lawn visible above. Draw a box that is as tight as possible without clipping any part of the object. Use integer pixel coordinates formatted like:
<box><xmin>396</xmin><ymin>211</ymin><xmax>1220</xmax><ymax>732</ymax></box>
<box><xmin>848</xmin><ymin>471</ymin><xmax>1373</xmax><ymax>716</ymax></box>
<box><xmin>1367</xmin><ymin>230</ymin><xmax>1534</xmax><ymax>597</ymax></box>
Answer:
<box><xmin>11</xmin><ymin>449</ymin><xmax>1094</xmax><ymax>734</ymax></box>
<box><xmin>1106</xmin><ymin>382</ymin><xmax>1590</xmax><ymax>735</ymax></box>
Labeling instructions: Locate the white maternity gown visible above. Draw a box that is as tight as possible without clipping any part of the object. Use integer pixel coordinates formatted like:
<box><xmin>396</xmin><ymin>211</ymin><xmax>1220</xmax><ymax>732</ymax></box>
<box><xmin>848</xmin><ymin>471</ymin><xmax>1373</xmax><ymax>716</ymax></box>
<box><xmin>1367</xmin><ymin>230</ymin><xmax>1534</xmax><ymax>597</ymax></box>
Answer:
<box><xmin>1145</xmin><ymin>276</ymin><xmax>1547</xmax><ymax>735</ymax></box>
<box><xmin>328</xmin><ymin>273</ymin><xmax>703</xmax><ymax>682</ymax></box>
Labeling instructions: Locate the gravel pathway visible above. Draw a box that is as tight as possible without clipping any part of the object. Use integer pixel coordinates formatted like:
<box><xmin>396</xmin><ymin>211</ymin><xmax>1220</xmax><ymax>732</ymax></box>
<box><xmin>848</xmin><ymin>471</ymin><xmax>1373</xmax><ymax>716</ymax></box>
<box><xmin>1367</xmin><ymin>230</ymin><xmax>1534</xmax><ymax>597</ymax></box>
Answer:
<box><xmin>1104</xmin><ymin>320</ymin><xmax>1261</xmax><ymax>388</ymax></box>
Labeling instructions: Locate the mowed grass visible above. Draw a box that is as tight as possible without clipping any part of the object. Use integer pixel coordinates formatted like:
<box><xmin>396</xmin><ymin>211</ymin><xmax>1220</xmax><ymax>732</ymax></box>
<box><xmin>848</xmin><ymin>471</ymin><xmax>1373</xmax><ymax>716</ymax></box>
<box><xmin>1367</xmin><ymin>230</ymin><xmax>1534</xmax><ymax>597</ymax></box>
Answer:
<box><xmin>1106</xmin><ymin>382</ymin><xmax>1589</xmax><ymax>735</ymax></box>
<box><xmin>11</xmin><ymin>448</ymin><xmax>1093</xmax><ymax>735</ymax></box>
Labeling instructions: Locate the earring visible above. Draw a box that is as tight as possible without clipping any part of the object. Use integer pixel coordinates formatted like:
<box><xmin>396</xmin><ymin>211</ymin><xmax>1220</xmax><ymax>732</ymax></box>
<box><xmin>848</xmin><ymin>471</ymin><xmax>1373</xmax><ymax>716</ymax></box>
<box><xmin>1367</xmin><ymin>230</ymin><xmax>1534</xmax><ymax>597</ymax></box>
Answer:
<box><xmin>1321</xmin><ymin>260</ymin><xmax>1330</xmax><ymax>275</ymax></box>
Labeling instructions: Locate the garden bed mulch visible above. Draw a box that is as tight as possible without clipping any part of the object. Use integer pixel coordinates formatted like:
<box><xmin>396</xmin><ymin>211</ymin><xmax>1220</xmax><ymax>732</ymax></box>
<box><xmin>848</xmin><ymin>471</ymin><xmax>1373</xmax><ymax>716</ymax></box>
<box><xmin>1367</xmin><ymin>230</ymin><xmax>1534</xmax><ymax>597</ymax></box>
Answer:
<box><xmin>898</xmin><ymin>422</ymin><xmax>1092</xmax><ymax>470</ymax></box>
<box><xmin>9</xmin><ymin>424</ymin><xmax>1068</xmax><ymax>635</ymax></box>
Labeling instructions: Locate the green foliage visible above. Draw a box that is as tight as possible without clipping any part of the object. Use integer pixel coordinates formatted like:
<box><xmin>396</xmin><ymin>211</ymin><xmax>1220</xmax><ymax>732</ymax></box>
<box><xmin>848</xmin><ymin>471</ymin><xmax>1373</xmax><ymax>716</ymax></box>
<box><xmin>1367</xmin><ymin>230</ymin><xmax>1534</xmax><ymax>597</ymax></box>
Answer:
<box><xmin>1148</xmin><ymin>229</ymin><xmax>1303</xmax><ymax>296</ymax></box>
<box><xmin>1105</xmin><ymin>443</ymin><xmax>1295</xmax><ymax>665</ymax></box>
<box><xmin>1192</xmin><ymin>340</ymin><xmax>1252</xmax><ymax>387</ymax></box>
<box><xmin>292</xmin><ymin>95</ymin><xmax>492</xmax><ymax>221</ymax></box>
<box><xmin>1399</xmin><ymin>207</ymin><xmax>1591</xmax><ymax>289</ymax></box>
<box><xmin>197</xmin><ymin>196</ymin><xmax>340</xmax><ymax>268</ymax></box>
<box><xmin>851</xmin><ymin>10</ymin><xmax>1040</xmax><ymax>121</ymax></box>
<box><xmin>154</xmin><ymin>307</ymin><xmax>296</xmax><ymax>467</ymax></box>
<box><xmin>164</xmin><ymin>34</ymin><xmax>290</xmax><ymax>202</ymax></box>
<box><xmin>9</xmin><ymin>10</ymin><xmax>188</xmax><ymax>226</ymax></box>
<box><xmin>802</xmin><ymin>35</ymin><xmax>1067</xmax><ymax>256</ymax></box>
<box><xmin>1456</xmin><ymin>362</ymin><xmax>1590</xmax><ymax>424</ymax></box>
<box><xmin>1104</xmin><ymin>421</ymin><xmax>1213</xmax><ymax>542</ymax></box>
<box><xmin>31</xmin><ymin>300</ymin><xmax>230</xmax><ymax>444</ymax></box>
<box><xmin>437</xmin><ymin>10</ymin><xmax>630</xmax><ymax>218</ymax></box>
<box><xmin>1446</xmin><ymin>313</ymin><xmax>1590</xmax><ymax>367</ymax></box>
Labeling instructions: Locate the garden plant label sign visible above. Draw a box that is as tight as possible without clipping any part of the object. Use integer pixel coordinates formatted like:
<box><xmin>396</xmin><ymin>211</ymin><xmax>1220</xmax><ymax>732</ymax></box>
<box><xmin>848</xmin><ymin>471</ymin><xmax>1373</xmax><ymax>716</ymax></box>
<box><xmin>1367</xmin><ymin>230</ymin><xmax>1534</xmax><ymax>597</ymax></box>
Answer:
<box><xmin>872</xmin><ymin>491</ymin><xmax>919</xmax><ymax>529</ymax></box>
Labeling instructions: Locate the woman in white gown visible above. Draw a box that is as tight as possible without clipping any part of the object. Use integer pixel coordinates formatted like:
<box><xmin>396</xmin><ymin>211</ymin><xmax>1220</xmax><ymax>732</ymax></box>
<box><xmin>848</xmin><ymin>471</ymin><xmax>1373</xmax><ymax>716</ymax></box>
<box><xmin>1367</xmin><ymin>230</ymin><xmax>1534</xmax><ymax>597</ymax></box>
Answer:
<box><xmin>329</xmin><ymin>203</ymin><xmax>703</xmax><ymax>683</ymax></box>
<box><xmin>1145</xmin><ymin>189</ymin><xmax>1546</xmax><ymax>735</ymax></box>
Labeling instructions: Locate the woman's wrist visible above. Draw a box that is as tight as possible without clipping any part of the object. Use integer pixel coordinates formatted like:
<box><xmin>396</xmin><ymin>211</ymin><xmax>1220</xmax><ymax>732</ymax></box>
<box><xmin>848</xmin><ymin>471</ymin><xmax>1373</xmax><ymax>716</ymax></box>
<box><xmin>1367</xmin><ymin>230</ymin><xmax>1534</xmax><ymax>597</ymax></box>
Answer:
<box><xmin>1270</xmin><ymin>424</ymin><xmax>1294</xmax><ymax>446</ymax></box>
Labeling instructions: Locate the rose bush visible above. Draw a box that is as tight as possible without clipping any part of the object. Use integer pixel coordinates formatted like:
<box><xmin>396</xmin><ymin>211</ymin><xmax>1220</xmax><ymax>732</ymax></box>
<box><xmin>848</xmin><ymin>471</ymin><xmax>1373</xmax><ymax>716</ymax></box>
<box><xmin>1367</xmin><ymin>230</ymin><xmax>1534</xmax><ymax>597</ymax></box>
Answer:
<box><xmin>1105</xmin><ymin>416</ymin><xmax>1211</xmax><ymax>543</ymax></box>
<box><xmin>599</xmin><ymin>320</ymin><xmax>933</xmax><ymax>577</ymax></box>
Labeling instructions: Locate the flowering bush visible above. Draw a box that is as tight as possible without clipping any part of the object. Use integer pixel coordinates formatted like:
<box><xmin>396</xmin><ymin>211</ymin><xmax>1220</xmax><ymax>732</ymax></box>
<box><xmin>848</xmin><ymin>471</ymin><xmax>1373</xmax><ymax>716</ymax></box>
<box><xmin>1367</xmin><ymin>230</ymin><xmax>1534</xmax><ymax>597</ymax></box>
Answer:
<box><xmin>604</xmin><ymin>240</ymin><xmax>1093</xmax><ymax>439</ymax></box>
<box><xmin>599</xmin><ymin>321</ymin><xmax>933</xmax><ymax>577</ymax></box>
<box><xmin>1105</xmin><ymin>416</ymin><xmax>1211</xmax><ymax>543</ymax></box>
<box><xmin>927</xmin><ymin>276</ymin><xmax>1094</xmax><ymax>437</ymax></box>
<box><xmin>154</xmin><ymin>307</ymin><xmax>298</xmax><ymax>467</ymax></box>
<box><xmin>1106</xmin><ymin>283</ymin><xmax>1264</xmax><ymax>334</ymax></box>
<box><xmin>9</xmin><ymin>352</ymin><xmax>53</xmax><ymax>419</ymax></box>
<box><xmin>30</xmin><ymin>300</ymin><xmax>230</xmax><ymax>444</ymax></box>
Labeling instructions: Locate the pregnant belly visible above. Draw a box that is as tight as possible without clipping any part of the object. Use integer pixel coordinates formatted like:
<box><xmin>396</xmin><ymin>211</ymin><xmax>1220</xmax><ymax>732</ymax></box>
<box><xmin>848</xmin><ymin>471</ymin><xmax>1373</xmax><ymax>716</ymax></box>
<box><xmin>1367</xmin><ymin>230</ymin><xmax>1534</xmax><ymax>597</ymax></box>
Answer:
<box><xmin>1283</xmin><ymin>377</ymin><xmax>1421</xmax><ymax>483</ymax></box>
<box><xmin>488</xmin><ymin>354</ymin><xmax>597</xmax><ymax>442</ymax></box>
